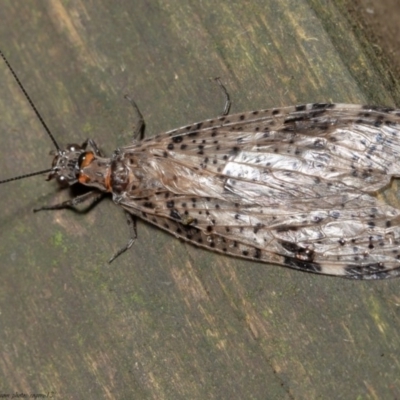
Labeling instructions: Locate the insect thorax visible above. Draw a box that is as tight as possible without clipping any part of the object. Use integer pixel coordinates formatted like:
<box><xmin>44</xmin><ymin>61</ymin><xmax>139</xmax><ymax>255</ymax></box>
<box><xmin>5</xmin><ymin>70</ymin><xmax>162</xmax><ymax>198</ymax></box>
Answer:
<box><xmin>110</xmin><ymin>152</ymin><xmax>131</xmax><ymax>194</ymax></box>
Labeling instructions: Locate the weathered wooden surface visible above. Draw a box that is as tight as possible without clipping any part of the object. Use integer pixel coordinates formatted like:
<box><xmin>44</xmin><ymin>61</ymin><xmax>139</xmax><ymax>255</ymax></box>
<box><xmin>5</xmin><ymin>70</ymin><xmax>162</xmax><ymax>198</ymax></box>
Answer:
<box><xmin>1</xmin><ymin>1</ymin><xmax>400</xmax><ymax>399</ymax></box>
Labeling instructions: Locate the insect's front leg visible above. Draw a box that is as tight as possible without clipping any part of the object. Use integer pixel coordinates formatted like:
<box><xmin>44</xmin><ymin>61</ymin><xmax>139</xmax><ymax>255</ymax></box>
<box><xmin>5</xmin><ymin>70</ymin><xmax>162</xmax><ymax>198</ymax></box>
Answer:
<box><xmin>34</xmin><ymin>191</ymin><xmax>105</xmax><ymax>212</ymax></box>
<box><xmin>87</xmin><ymin>139</ymin><xmax>103</xmax><ymax>156</ymax></box>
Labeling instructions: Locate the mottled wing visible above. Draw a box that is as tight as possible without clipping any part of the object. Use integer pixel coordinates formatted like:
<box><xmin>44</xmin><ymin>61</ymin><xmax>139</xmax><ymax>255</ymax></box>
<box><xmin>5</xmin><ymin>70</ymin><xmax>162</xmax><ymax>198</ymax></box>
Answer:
<box><xmin>143</xmin><ymin>102</ymin><xmax>400</xmax><ymax>191</ymax></box>
<box><xmin>120</xmin><ymin>182</ymin><xmax>400</xmax><ymax>280</ymax></box>
<box><xmin>118</xmin><ymin>103</ymin><xmax>400</xmax><ymax>279</ymax></box>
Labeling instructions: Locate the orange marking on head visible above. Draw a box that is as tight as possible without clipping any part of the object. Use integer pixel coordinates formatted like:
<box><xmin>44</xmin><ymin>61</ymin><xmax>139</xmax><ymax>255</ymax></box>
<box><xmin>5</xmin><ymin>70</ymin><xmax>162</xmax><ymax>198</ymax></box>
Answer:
<box><xmin>80</xmin><ymin>151</ymin><xmax>95</xmax><ymax>168</ymax></box>
<box><xmin>78</xmin><ymin>174</ymin><xmax>90</xmax><ymax>184</ymax></box>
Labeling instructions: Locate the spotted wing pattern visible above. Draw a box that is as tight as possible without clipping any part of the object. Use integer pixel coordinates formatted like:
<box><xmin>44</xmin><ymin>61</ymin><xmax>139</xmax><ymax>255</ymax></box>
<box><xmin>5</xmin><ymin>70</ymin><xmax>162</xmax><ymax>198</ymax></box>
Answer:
<box><xmin>114</xmin><ymin>103</ymin><xmax>400</xmax><ymax>279</ymax></box>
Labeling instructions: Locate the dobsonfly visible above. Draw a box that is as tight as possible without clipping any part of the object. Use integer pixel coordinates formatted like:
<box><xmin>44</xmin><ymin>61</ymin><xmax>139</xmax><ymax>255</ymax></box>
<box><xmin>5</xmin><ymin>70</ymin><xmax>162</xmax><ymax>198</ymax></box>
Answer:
<box><xmin>2</xmin><ymin>49</ymin><xmax>400</xmax><ymax>280</ymax></box>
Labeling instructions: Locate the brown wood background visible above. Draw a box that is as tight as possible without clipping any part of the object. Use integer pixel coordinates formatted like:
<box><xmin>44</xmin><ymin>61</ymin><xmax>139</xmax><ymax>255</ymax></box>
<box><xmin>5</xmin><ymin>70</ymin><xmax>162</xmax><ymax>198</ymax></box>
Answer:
<box><xmin>1</xmin><ymin>1</ymin><xmax>400</xmax><ymax>399</ymax></box>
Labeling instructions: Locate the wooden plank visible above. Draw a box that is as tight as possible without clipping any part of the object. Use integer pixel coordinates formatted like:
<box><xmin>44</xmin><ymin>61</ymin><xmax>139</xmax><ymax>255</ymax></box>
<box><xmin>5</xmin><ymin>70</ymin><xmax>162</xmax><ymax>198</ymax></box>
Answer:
<box><xmin>1</xmin><ymin>1</ymin><xmax>400</xmax><ymax>398</ymax></box>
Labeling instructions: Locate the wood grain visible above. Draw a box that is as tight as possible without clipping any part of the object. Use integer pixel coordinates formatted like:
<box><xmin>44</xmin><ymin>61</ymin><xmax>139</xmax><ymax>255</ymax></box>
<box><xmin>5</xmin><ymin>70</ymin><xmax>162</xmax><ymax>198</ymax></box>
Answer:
<box><xmin>1</xmin><ymin>1</ymin><xmax>400</xmax><ymax>399</ymax></box>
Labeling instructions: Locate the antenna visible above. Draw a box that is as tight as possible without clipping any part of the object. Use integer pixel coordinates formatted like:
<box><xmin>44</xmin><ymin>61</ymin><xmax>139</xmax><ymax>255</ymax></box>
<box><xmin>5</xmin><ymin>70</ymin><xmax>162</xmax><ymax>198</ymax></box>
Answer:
<box><xmin>0</xmin><ymin>49</ymin><xmax>61</xmax><ymax>185</ymax></box>
<box><xmin>0</xmin><ymin>169</ymin><xmax>53</xmax><ymax>184</ymax></box>
<box><xmin>0</xmin><ymin>49</ymin><xmax>60</xmax><ymax>150</ymax></box>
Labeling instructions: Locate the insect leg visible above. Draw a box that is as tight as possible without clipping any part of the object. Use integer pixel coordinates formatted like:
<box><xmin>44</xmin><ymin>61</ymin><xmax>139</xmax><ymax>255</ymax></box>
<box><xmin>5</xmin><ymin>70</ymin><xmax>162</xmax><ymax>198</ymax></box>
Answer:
<box><xmin>33</xmin><ymin>191</ymin><xmax>105</xmax><ymax>212</ymax></box>
<box><xmin>86</xmin><ymin>139</ymin><xmax>103</xmax><ymax>156</ymax></box>
<box><xmin>213</xmin><ymin>78</ymin><xmax>231</xmax><ymax>116</ymax></box>
<box><xmin>108</xmin><ymin>211</ymin><xmax>137</xmax><ymax>263</ymax></box>
<box><xmin>124</xmin><ymin>95</ymin><xmax>145</xmax><ymax>140</ymax></box>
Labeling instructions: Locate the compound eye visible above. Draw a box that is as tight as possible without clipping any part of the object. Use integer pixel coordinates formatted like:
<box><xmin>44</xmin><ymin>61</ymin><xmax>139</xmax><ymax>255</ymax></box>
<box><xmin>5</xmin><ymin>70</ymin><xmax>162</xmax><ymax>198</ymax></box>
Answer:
<box><xmin>67</xmin><ymin>143</ymin><xmax>82</xmax><ymax>152</ymax></box>
<box><xmin>56</xmin><ymin>175</ymin><xmax>69</xmax><ymax>187</ymax></box>
<box><xmin>78</xmin><ymin>151</ymin><xmax>94</xmax><ymax>169</ymax></box>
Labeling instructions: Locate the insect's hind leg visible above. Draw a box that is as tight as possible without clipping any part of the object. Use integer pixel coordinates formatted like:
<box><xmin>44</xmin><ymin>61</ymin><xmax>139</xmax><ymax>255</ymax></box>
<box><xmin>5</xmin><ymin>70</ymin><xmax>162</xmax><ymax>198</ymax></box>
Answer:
<box><xmin>34</xmin><ymin>191</ymin><xmax>105</xmax><ymax>212</ymax></box>
<box><xmin>123</xmin><ymin>79</ymin><xmax>231</xmax><ymax>142</ymax></box>
<box><xmin>108</xmin><ymin>211</ymin><xmax>137</xmax><ymax>263</ymax></box>
<box><xmin>124</xmin><ymin>95</ymin><xmax>145</xmax><ymax>141</ymax></box>
<box><xmin>212</xmin><ymin>78</ymin><xmax>231</xmax><ymax>116</ymax></box>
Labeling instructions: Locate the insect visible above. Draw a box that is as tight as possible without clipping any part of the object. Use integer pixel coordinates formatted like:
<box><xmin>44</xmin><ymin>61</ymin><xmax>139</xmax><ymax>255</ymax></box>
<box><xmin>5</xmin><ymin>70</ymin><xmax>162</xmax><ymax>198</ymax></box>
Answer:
<box><xmin>2</xmin><ymin>50</ymin><xmax>400</xmax><ymax>280</ymax></box>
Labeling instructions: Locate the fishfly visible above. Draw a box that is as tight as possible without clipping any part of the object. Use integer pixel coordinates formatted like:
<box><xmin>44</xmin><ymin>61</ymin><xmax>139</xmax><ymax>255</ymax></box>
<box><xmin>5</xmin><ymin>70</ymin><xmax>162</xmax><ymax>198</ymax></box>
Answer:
<box><xmin>2</xmin><ymin>50</ymin><xmax>400</xmax><ymax>280</ymax></box>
